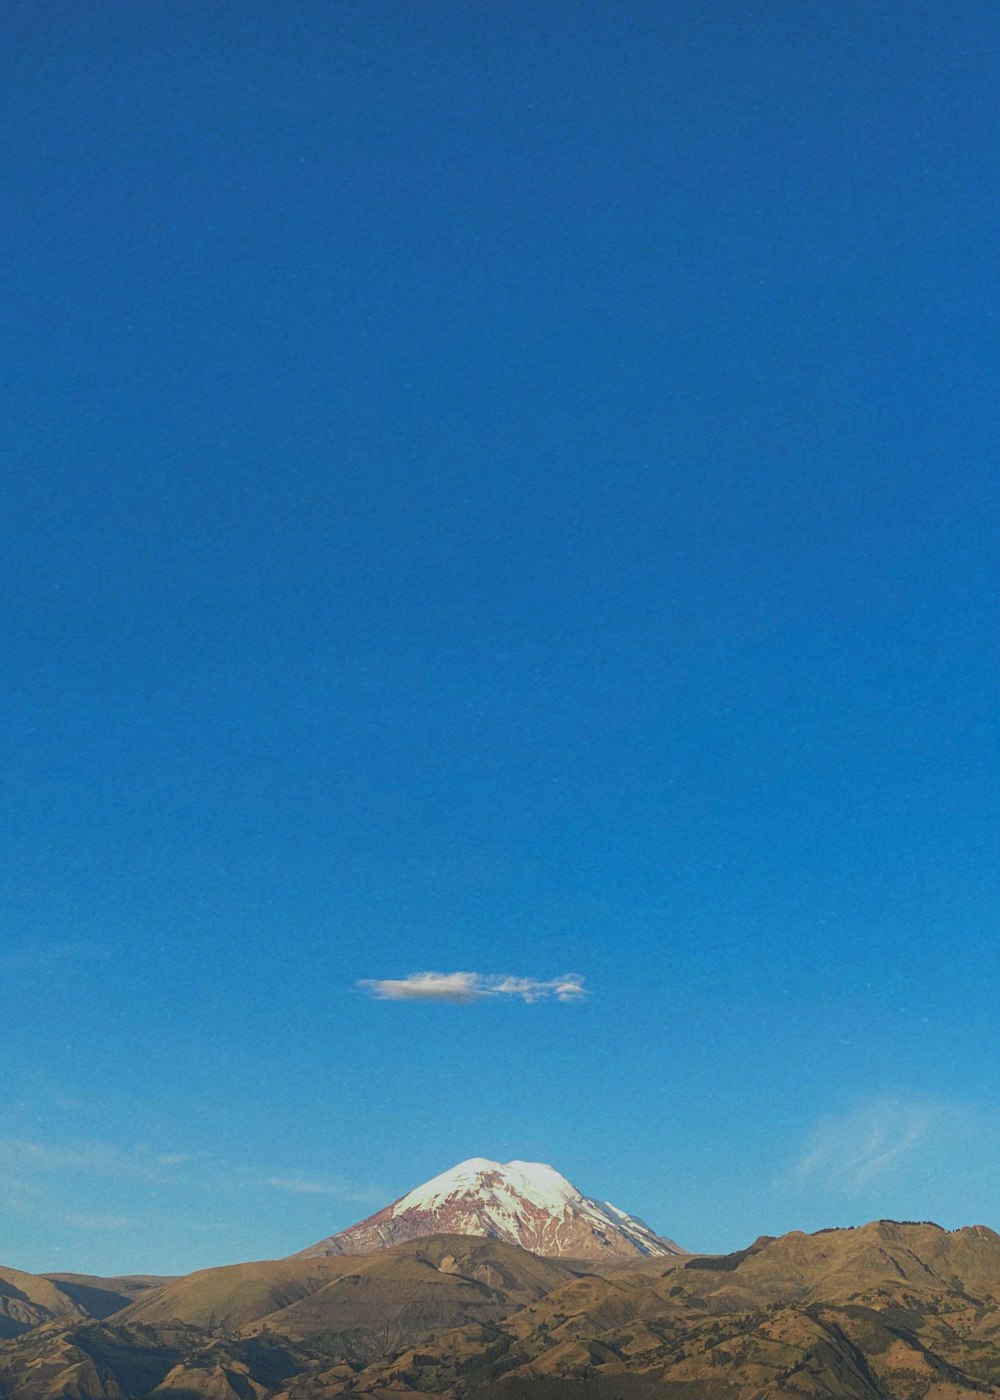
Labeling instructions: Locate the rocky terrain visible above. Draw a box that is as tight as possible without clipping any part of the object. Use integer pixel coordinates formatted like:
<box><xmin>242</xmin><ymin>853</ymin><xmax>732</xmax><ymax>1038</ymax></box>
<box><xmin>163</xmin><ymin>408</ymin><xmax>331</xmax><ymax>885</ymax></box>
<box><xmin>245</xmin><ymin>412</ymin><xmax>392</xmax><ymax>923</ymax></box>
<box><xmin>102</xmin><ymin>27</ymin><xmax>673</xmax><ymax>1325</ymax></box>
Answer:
<box><xmin>5</xmin><ymin>1222</ymin><xmax>1000</xmax><ymax>1397</ymax></box>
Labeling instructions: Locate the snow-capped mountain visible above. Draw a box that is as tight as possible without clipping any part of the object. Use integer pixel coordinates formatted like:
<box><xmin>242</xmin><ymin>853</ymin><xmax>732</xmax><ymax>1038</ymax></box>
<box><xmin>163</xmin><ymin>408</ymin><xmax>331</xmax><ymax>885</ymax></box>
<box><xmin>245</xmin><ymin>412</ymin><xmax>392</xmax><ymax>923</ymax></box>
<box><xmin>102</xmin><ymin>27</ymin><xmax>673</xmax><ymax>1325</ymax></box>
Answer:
<box><xmin>294</xmin><ymin>1157</ymin><xmax>684</xmax><ymax>1260</ymax></box>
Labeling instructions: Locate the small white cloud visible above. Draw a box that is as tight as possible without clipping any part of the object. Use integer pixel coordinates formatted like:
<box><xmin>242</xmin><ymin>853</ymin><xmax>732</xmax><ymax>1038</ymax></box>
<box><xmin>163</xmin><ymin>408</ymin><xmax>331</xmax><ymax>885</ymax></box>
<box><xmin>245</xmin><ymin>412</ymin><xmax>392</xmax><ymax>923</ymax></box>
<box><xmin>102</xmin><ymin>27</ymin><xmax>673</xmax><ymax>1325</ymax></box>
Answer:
<box><xmin>551</xmin><ymin>976</ymin><xmax>588</xmax><ymax>1003</ymax></box>
<box><xmin>361</xmin><ymin>971</ymin><xmax>482</xmax><ymax>1003</ymax></box>
<box><xmin>358</xmin><ymin>971</ymin><xmax>587</xmax><ymax>1004</ymax></box>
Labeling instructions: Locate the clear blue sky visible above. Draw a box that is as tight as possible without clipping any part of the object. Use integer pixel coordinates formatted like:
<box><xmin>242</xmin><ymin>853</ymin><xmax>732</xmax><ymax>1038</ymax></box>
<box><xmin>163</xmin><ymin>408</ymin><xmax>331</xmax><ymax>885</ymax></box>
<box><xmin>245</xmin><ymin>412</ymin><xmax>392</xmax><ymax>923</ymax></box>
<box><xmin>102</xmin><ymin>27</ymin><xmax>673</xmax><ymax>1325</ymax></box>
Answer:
<box><xmin>2</xmin><ymin>1</ymin><xmax>997</xmax><ymax>1276</ymax></box>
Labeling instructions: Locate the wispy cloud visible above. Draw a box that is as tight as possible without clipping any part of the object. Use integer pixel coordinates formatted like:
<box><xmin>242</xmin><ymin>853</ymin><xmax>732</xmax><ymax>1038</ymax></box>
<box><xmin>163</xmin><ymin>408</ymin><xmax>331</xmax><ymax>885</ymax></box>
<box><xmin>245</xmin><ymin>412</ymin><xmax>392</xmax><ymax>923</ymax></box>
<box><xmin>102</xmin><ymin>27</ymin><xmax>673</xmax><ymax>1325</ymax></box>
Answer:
<box><xmin>0</xmin><ymin>1135</ymin><xmax>191</xmax><ymax>1183</ymax></box>
<box><xmin>64</xmin><ymin>1212</ymin><xmax>134</xmax><ymax>1230</ymax></box>
<box><xmin>0</xmin><ymin>1131</ymin><xmax>383</xmax><ymax>1211</ymax></box>
<box><xmin>0</xmin><ymin>1134</ymin><xmax>194</xmax><ymax>1238</ymax></box>
<box><xmin>788</xmin><ymin>1097</ymin><xmax>949</xmax><ymax>1194</ymax></box>
<box><xmin>265</xmin><ymin>1174</ymin><xmax>384</xmax><ymax>1204</ymax></box>
<box><xmin>358</xmin><ymin>971</ymin><xmax>587</xmax><ymax>1004</ymax></box>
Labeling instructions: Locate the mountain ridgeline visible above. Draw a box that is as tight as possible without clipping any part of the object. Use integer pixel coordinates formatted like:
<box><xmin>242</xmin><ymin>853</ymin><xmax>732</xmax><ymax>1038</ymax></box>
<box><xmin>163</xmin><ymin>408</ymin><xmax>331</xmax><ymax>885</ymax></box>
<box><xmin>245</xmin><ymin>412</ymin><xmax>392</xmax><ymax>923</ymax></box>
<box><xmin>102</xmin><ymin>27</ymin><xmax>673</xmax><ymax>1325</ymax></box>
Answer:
<box><xmin>4</xmin><ymin>1160</ymin><xmax>1000</xmax><ymax>1398</ymax></box>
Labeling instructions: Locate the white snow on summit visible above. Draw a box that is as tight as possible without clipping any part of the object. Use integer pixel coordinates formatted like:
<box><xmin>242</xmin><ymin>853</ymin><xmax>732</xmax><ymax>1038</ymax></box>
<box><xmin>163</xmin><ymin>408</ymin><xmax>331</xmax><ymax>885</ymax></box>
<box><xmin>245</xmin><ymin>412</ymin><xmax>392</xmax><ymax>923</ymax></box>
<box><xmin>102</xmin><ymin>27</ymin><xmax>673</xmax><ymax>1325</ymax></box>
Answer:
<box><xmin>394</xmin><ymin>1158</ymin><xmax>499</xmax><ymax>1212</ymax></box>
<box><xmin>395</xmin><ymin>1158</ymin><xmax>578</xmax><ymax>1216</ymax></box>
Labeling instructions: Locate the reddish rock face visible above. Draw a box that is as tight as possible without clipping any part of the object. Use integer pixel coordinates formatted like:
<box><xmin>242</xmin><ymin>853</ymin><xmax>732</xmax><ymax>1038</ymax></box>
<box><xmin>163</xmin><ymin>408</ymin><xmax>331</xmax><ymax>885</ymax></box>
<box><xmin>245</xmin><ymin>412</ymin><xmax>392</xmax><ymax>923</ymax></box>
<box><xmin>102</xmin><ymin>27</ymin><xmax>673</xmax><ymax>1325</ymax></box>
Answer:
<box><xmin>293</xmin><ymin>1157</ymin><xmax>683</xmax><ymax>1261</ymax></box>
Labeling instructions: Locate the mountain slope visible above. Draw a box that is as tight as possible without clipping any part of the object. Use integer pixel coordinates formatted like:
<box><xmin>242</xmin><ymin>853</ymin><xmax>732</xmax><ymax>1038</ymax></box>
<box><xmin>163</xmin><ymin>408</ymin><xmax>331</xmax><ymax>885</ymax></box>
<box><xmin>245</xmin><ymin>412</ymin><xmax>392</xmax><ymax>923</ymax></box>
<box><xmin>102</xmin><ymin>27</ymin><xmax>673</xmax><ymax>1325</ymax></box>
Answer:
<box><xmin>296</xmin><ymin>1158</ymin><xmax>682</xmax><ymax>1261</ymax></box>
<box><xmin>6</xmin><ymin>1221</ymin><xmax>1000</xmax><ymax>1398</ymax></box>
<box><xmin>0</xmin><ymin>1266</ymin><xmax>89</xmax><ymax>1339</ymax></box>
<box><xmin>0</xmin><ymin>1319</ymin><xmax>314</xmax><ymax>1400</ymax></box>
<box><xmin>41</xmin><ymin>1273</ymin><xmax>170</xmax><ymax>1320</ymax></box>
<box><xmin>115</xmin><ymin>1235</ymin><xmax>583</xmax><ymax>1360</ymax></box>
<box><xmin>341</xmin><ymin>1220</ymin><xmax>1000</xmax><ymax>1400</ymax></box>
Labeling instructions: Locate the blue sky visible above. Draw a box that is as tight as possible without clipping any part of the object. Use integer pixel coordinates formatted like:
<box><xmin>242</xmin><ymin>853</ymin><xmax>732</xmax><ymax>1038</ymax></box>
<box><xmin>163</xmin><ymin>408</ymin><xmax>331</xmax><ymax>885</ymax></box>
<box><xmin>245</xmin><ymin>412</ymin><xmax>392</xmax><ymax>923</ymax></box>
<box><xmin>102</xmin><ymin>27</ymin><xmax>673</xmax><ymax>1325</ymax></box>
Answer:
<box><xmin>2</xmin><ymin>0</ymin><xmax>997</xmax><ymax>1275</ymax></box>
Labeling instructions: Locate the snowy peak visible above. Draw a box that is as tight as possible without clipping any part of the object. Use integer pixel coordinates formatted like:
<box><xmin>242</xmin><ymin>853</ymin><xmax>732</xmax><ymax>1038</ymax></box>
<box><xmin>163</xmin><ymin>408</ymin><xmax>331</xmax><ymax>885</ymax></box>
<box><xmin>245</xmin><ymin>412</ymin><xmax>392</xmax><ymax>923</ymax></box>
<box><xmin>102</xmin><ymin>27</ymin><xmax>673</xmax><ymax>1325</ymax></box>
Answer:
<box><xmin>295</xmin><ymin>1157</ymin><xmax>684</xmax><ymax>1261</ymax></box>
<box><xmin>393</xmin><ymin>1157</ymin><xmax>505</xmax><ymax>1212</ymax></box>
<box><xmin>505</xmin><ymin>1160</ymin><xmax>580</xmax><ymax>1208</ymax></box>
<box><xmin>395</xmin><ymin>1158</ymin><xmax>577</xmax><ymax>1215</ymax></box>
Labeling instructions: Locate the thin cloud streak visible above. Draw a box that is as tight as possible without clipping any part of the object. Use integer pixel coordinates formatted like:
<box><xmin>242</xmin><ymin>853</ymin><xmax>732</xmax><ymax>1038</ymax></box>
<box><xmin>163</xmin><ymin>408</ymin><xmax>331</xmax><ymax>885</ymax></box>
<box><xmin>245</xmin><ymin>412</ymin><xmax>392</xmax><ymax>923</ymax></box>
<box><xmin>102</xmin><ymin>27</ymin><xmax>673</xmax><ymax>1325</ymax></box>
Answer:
<box><xmin>265</xmin><ymin>1174</ymin><xmax>384</xmax><ymax>1204</ymax></box>
<box><xmin>0</xmin><ymin>1132</ymin><xmax>384</xmax><ymax>1207</ymax></box>
<box><xmin>0</xmin><ymin>1135</ymin><xmax>194</xmax><ymax>1187</ymax></box>
<box><xmin>788</xmin><ymin>1097</ymin><xmax>948</xmax><ymax>1195</ymax></box>
<box><xmin>358</xmin><ymin>971</ymin><xmax>587</xmax><ymax>1004</ymax></box>
<box><xmin>64</xmin><ymin>1212</ymin><xmax>133</xmax><ymax>1230</ymax></box>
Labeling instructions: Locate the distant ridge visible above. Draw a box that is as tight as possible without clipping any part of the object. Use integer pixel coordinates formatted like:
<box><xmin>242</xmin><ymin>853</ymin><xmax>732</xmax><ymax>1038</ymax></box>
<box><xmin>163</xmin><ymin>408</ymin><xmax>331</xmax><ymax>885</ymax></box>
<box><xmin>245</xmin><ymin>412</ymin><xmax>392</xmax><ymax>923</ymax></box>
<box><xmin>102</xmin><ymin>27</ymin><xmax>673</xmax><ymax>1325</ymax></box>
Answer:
<box><xmin>6</xmin><ymin>1220</ymin><xmax>1000</xmax><ymax>1397</ymax></box>
<box><xmin>294</xmin><ymin>1156</ymin><xmax>684</xmax><ymax>1260</ymax></box>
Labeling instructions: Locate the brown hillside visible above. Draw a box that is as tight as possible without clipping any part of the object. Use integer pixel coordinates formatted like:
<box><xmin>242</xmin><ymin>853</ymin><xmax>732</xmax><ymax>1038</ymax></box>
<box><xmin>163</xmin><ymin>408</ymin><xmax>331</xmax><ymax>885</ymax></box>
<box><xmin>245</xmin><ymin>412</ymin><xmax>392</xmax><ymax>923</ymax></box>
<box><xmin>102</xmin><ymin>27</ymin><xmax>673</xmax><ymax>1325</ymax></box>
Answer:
<box><xmin>5</xmin><ymin>1224</ymin><xmax>1000</xmax><ymax>1398</ymax></box>
<box><xmin>339</xmin><ymin>1222</ymin><xmax>1000</xmax><ymax>1400</ymax></box>
<box><xmin>42</xmin><ymin>1273</ymin><xmax>172</xmax><ymax>1320</ymax></box>
<box><xmin>0</xmin><ymin>1265</ymin><xmax>88</xmax><ymax>1339</ymax></box>
<box><xmin>0</xmin><ymin>1318</ymin><xmax>316</xmax><ymax>1400</ymax></box>
<box><xmin>114</xmin><ymin>1236</ymin><xmax>583</xmax><ymax>1359</ymax></box>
